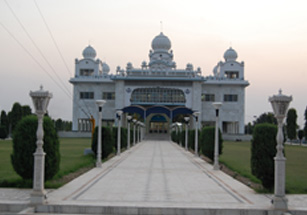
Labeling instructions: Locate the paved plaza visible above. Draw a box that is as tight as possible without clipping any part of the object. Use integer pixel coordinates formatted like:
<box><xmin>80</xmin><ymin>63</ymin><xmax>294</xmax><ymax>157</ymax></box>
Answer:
<box><xmin>1</xmin><ymin>139</ymin><xmax>307</xmax><ymax>214</ymax></box>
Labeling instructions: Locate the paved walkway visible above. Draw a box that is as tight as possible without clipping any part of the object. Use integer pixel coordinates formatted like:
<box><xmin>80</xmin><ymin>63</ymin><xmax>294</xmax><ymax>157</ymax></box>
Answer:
<box><xmin>1</xmin><ymin>139</ymin><xmax>307</xmax><ymax>214</ymax></box>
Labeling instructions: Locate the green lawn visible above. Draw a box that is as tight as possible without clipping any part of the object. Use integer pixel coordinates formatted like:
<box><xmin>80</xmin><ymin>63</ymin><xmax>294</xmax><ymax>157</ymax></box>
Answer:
<box><xmin>220</xmin><ymin>141</ymin><xmax>307</xmax><ymax>194</ymax></box>
<box><xmin>0</xmin><ymin>138</ymin><xmax>95</xmax><ymax>188</ymax></box>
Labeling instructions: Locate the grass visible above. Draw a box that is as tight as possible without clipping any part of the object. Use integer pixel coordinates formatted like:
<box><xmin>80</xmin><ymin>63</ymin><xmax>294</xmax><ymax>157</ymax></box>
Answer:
<box><xmin>0</xmin><ymin>138</ymin><xmax>95</xmax><ymax>188</ymax></box>
<box><xmin>220</xmin><ymin>141</ymin><xmax>307</xmax><ymax>194</ymax></box>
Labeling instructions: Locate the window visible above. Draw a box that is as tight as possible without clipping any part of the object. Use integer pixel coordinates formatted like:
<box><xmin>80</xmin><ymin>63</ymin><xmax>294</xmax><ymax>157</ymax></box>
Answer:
<box><xmin>103</xmin><ymin>92</ymin><xmax>115</xmax><ymax>100</ymax></box>
<box><xmin>201</xmin><ymin>94</ymin><xmax>215</xmax><ymax>102</ymax></box>
<box><xmin>131</xmin><ymin>87</ymin><xmax>185</xmax><ymax>105</ymax></box>
<box><xmin>224</xmin><ymin>94</ymin><xmax>238</xmax><ymax>102</ymax></box>
<box><xmin>80</xmin><ymin>69</ymin><xmax>94</xmax><ymax>76</ymax></box>
<box><xmin>225</xmin><ymin>71</ymin><xmax>239</xmax><ymax>79</ymax></box>
<box><xmin>80</xmin><ymin>92</ymin><xmax>94</xmax><ymax>99</ymax></box>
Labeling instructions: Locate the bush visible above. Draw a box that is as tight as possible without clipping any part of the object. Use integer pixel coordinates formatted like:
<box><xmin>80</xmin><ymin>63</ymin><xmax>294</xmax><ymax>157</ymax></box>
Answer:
<box><xmin>11</xmin><ymin>115</ymin><xmax>60</xmax><ymax>181</ymax></box>
<box><xmin>0</xmin><ymin>125</ymin><xmax>8</xmax><ymax>139</ymax></box>
<box><xmin>112</xmin><ymin>127</ymin><xmax>128</xmax><ymax>150</ymax></box>
<box><xmin>188</xmin><ymin>129</ymin><xmax>195</xmax><ymax>150</ymax></box>
<box><xmin>251</xmin><ymin>123</ymin><xmax>277</xmax><ymax>190</ymax></box>
<box><xmin>91</xmin><ymin>126</ymin><xmax>114</xmax><ymax>160</ymax></box>
<box><xmin>200</xmin><ymin>126</ymin><xmax>223</xmax><ymax>160</ymax></box>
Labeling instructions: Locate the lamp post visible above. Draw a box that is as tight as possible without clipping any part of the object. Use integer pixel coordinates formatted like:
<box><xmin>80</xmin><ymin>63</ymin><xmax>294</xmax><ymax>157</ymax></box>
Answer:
<box><xmin>212</xmin><ymin>102</ymin><xmax>222</xmax><ymax>170</ymax></box>
<box><xmin>30</xmin><ymin>86</ymin><xmax>52</xmax><ymax>205</ymax></box>
<box><xmin>193</xmin><ymin>112</ymin><xmax>200</xmax><ymax>156</ymax></box>
<box><xmin>184</xmin><ymin>117</ymin><xmax>190</xmax><ymax>150</ymax></box>
<box><xmin>127</xmin><ymin>115</ymin><xmax>132</xmax><ymax>149</ymax></box>
<box><xmin>133</xmin><ymin>119</ymin><xmax>136</xmax><ymax>145</ymax></box>
<box><xmin>116</xmin><ymin>110</ymin><xmax>123</xmax><ymax>155</ymax></box>
<box><xmin>95</xmin><ymin>100</ymin><xmax>106</xmax><ymax>168</ymax></box>
<box><xmin>269</xmin><ymin>90</ymin><xmax>292</xmax><ymax>211</ymax></box>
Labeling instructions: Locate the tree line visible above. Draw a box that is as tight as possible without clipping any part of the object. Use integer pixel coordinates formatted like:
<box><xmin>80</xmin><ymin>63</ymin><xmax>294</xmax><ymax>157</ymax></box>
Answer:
<box><xmin>0</xmin><ymin>102</ymin><xmax>72</xmax><ymax>139</ymax></box>
<box><xmin>245</xmin><ymin>107</ymin><xmax>307</xmax><ymax>144</ymax></box>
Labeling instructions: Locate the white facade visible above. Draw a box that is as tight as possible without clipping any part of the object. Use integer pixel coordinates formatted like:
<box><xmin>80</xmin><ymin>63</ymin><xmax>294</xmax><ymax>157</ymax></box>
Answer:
<box><xmin>70</xmin><ymin>33</ymin><xmax>249</xmax><ymax>134</ymax></box>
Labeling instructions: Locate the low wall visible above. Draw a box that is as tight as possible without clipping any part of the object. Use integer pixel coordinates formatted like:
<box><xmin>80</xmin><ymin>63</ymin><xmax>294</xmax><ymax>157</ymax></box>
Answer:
<box><xmin>57</xmin><ymin>131</ymin><xmax>91</xmax><ymax>138</ymax></box>
<box><xmin>222</xmin><ymin>134</ymin><xmax>252</xmax><ymax>142</ymax></box>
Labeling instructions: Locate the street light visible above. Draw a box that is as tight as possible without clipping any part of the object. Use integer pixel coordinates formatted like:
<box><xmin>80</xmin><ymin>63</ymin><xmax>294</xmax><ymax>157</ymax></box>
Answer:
<box><xmin>127</xmin><ymin>115</ymin><xmax>132</xmax><ymax>149</ymax></box>
<box><xmin>116</xmin><ymin>110</ymin><xmax>123</xmax><ymax>155</ymax></box>
<box><xmin>212</xmin><ymin>102</ymin><xmax>222</xmax><ymax>170</ymax></box>
<box><xmin>193</xmin><ymin>112</ymin><xmax>200</xmax><ymax>156</ymax></box>
<box><xmin>95</xmin><ymin>100</ymin><xmax>106</xmax><ymax>168</ymax></box>
<box><xmin>133</xmin><ymin>119</ymin><xmax>136</xmax><ymax>145</ymax></box>
<box><xmin>269</xmin><ymin>89</ymin><xmax>292</xmax><ymax>211</ymax></box>
<box><xmin>29</xmin><ymin>85</ymin><xmax>52</xmax><ymax>205</ymax></box>
<box><xmin>184</xmin><ymin>117</ymin><xmax>190</xmax><ymax>150</ymax></box>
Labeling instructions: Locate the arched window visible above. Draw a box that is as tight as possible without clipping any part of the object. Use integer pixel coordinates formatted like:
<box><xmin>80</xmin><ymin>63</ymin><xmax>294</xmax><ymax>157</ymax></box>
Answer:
<box><xmin>131</xmin><ymin>87</ymin><xmax>185</xmax><ymax>105</ymax></box>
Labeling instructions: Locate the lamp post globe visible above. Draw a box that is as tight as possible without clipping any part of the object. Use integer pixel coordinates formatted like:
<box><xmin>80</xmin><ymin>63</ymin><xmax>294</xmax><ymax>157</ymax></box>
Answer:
<box><xmin>212</xmin><ymin>102</ymin><xmax>222</xmax><ymax>170</ymax></box>
<box><xmin>95</xmin><ymin>100</ymin><xmax>106</xmax><ymax>168</ymax></box>
<box><xmin>269</xmin><ymin>90</ymin><xmax>292</xmax><ymax>211</ymax></box>
<box><xmin>29</xmin><ymin>85</ymin><xmax>52</xmax><ymax>205</ymax></box>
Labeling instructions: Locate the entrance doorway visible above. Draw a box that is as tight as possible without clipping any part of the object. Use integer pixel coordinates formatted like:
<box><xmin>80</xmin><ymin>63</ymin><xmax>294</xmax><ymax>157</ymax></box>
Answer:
<box><xmin>149</xmin><ymin>114</ymin><xmax>168</xmax><ymax>134</ymax></box>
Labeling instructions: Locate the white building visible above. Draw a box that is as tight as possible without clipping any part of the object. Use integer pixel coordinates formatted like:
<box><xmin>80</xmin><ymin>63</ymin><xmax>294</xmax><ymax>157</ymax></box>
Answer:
<box><xmin>70</xmin><ymin>32</ymin><xmax>249</xmax><ymax>135</ymax></box>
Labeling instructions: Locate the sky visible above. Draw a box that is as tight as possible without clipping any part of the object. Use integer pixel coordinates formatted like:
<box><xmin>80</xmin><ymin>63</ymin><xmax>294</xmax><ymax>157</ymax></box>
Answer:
<box><xmin>0</xmin><ymin>0</ymin><xmax>306</xmax><ymax>127</ymax></box>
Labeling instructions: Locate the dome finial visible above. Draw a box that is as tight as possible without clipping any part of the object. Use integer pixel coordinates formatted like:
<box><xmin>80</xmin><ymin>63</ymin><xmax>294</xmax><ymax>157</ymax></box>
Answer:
<box><xmin>160</xmin><ymin>21</ymin><xmax>163</xmax><ymax>33</ymax></box>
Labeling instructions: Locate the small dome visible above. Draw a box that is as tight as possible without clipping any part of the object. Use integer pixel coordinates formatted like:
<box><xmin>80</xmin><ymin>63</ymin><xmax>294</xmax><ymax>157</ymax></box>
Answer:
<box><xmin>102</xmin><ymin>62</ymin><xmax>110</xmax><ymax>73</ymax></box>
<box><xmin>224</xmin><ymin>47</ymin><xmax>238</xmax><ymax>61</ymax></box>
<box><xmin>82</xmin><ymin>45</ymin><xmax>97</xmax><ymax>59</ymax></box>
<box><xmin>151</xmin><ymin>32</ymin><xmax>171</xmax><ymax>50</ymax></box>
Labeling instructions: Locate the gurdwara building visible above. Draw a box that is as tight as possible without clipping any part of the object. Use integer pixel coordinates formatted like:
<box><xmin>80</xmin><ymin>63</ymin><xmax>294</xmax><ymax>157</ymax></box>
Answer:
<box><xmin>70</xmin><ymin>32</ymin><xmax>249</xmax><ymax>135</ymax></box>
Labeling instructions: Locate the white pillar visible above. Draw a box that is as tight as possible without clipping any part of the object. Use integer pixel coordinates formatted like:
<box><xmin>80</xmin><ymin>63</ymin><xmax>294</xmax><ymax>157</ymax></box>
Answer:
<box><xmin>212</xmin><ymin>102</ymin><xmax>222</xmax><ymax>170</ymax></box>
<box><xmin>272</xmin><ymin>117</ymin><xmax>288</xmax><ymax>210</ymax></box>
<box><xmin>117</xmin><ymin>111</ymin><xmax>123</xmax><ymax>156</ymax></box>
<box><xmin>127</xmin><ymin>117</ymin><xmax>131</xmax><ymax>150</ymax></box>
<box><xmin>31</xmin><ymin>113</ymin><xmax>46</xmax><ymax>205</ymax></box>
<box><xmin>96</xmin><ymin>110</ymin><xmax>102</xmax><ymax>167</ymax></box>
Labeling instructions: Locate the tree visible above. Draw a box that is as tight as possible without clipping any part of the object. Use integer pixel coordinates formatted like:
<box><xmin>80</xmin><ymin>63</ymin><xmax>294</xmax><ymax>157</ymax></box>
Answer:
<box><xmin>0</xmin><ymin>110</ymin><xmax>9</xmax><ymax>137</ymax></box>
<box><xmin>286</xmin><ymin>108</ymin><xmax>298</xmax><ymax>142</ymax></box>
<box><xmin>254</xmin><ymin>112</ymin><xmax>277</xmax><ymax>125</ymax></box>
<box><xmin>251</xmin><ymin>123</ymin><xmax>277</xmax><ymax>190</ymax></box>
<box><xmin>304</xmin><ymin>106</ymin><xmax>307</xmax><ymax>140</ymax></box>
<box><xmin>22</xmin><ymin>105</ymin><xmax>32</xmax><ymax>117</ymax></box>
<box><xmin>9</xmin><ymin>103</ymin><xmax>23</xmax><ymax>133</ymax></box>
<box><xmin>298</xmin><ymin>130</ymin><xmax>304</xmax><ymax>145</ymax></box>
<box><xmin>11</xmin><ymin>115</ymin><xmax>60</xmax><ymax>180</ymax></box>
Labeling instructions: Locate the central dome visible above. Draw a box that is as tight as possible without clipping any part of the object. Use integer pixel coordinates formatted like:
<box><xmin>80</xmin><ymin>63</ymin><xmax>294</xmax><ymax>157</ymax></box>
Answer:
<box><xmin>151</xmin><ymin>32</ymin><xmax>171</xmax><ymax>50</ymax></box>
<box><xmin>223</xmin><ymin>47</ymin><xmax>238</xmax><ymax>61</ymax></box>
<box><xmin>82</xmin><ymin>45</ymin><xmax>97</xmax><ymax>59</ymax></box>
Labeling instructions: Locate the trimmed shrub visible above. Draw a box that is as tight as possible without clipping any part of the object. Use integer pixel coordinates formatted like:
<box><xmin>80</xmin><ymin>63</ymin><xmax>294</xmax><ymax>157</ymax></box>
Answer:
<box><xmin>251</xmin><ymin>123</ymin><xmax>277</xmax><ymax>190</ymax></box>
<box><xmin>112</xmin><ymin>127</ymin><xmax>128</xmax><ymax>149</ymax></box>
<box><xmin>91</xmin><ymin>126</ymin><xmax>114</xmax><ymax>159</ymax></box>
<box><xmin>11</xmin><ymin>115</ymin><xmax>60</xmax><ymax>181</ymax></box>
<box><xmin>188</xmin><ymin>129</ymin><xmax>195</xmax><ymax>150</ymax></box>
<box><xmin>199</xmin><ymin>126</ymin><xmax>223</xmax><ymax>160</ymax></box>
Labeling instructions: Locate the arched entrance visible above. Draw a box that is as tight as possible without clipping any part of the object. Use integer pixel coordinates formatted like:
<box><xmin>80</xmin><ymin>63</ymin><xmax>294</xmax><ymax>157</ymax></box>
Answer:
<box><xmin>147</xmin><ymin>114</ymin><xmax>169</xmax><ymax>134</ymax></box>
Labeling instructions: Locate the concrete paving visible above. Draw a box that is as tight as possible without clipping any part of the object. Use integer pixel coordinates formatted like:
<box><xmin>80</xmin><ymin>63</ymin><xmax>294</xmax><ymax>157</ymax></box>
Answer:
<box><xmin>1</xmin><ymin>139</ymin><xmax>307</xmax><ymax>214</ymax></box>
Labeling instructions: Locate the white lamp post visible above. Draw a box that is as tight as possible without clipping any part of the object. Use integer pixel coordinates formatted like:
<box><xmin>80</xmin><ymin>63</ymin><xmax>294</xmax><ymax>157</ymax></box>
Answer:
<box><xmin>29</xmin><ymin>86</ymin><xmax>52</xmax><ymax>205</ymax></box>
<box><xmin>133</xmin><ymin>119</ymin><xmax>136</xmax><ymax>145</ymax></box>
<box><xmin>269</xmin><ymin>90</ymin><xmax>292</xmax><ymax>211</ymax></box>
<box><xmin>184</xmin><ymin>117</ymin><xmax>190</xmax><ymax>150</ymax></box>
<box><xmin>127</xmin><ymin>115</ymin><xmax>132</xmax><ymax>149</ymax></box>
<box><xmin>116</xmin><ymin>110</ymin><xmax>123</xmax><ymax>155</ymax></box>
<box><xmin>95</xmin><ymin>100</ymin><xmax>106</xmax><ymax>167</ymax></box>
<box><xmin>212</xmin><ymin>102</ymin><xmax>222</xmax><ymax>170</ymax></box>
<box><xmin>193</xmin><ymin>112</ymin><xmax>200</xmax><ymax>156</ymax></box>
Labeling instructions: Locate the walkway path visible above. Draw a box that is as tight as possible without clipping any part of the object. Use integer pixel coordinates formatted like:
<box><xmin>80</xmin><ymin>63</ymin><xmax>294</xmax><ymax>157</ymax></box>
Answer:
<box><xmin>1</xmin><ymin>140</ymin><xmax>307</xmax><ymax>214</ymax></box>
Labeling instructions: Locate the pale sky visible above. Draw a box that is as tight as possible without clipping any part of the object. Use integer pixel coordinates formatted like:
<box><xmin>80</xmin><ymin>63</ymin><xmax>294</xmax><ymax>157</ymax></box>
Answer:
<box><xmin>0</xmin><ymin>0</ymin><xmax>306</xmax><ymax>127</ymax></box>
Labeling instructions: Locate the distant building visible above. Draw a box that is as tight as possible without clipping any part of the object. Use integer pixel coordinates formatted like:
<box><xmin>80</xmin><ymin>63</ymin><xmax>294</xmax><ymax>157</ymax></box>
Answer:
<box><xmin>70</xmin><ymin>32</ymin><xmax>249</xmax><ymax>134</ymax></box>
